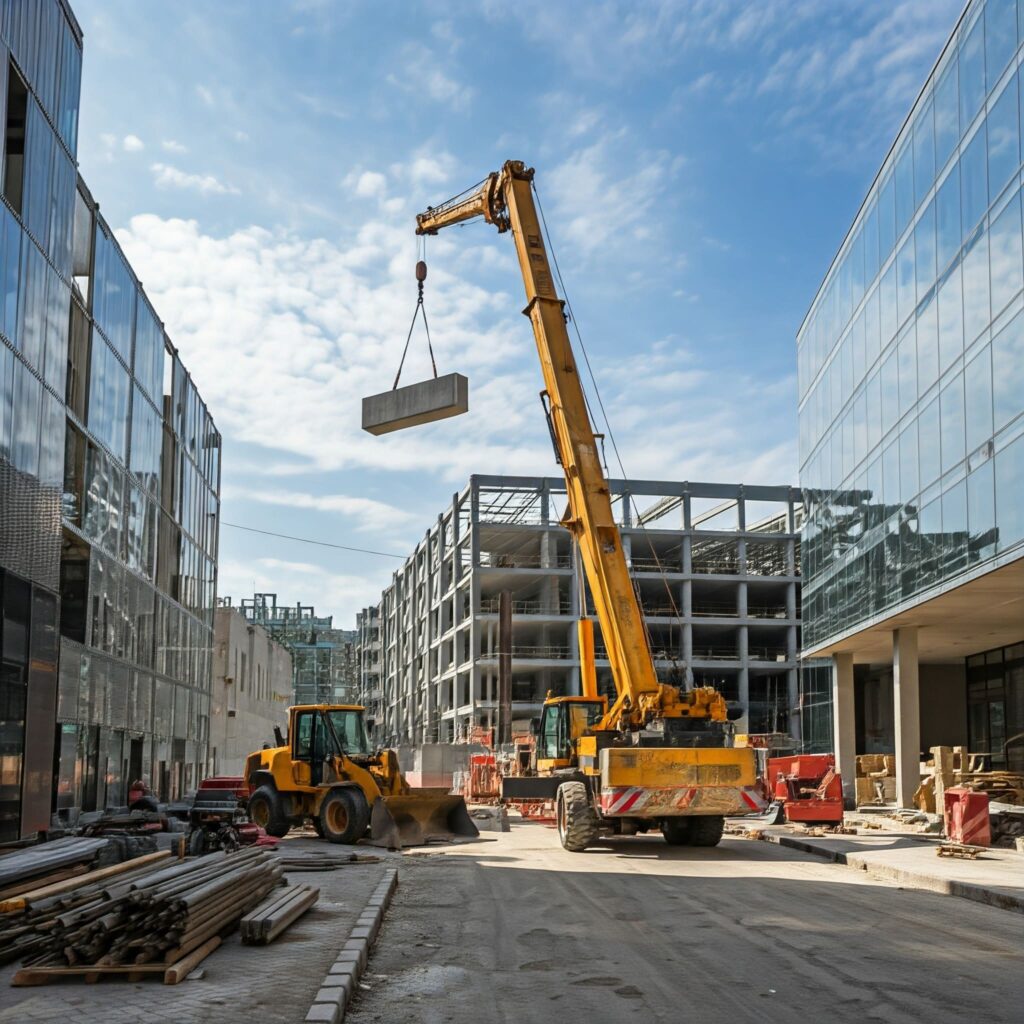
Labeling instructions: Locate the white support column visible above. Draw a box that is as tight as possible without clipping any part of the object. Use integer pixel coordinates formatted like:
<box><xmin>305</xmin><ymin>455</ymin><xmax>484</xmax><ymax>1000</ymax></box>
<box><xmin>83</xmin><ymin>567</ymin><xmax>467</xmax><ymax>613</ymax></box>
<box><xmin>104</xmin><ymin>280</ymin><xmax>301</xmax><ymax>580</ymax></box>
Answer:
<box><xmin>893</xmin><ymin>627</ymin><xmax>921</xmax><ymax>809</ymax></box>
<box><xmin>832</xmin><ymin>652</ymin><xmax>856</xmax><ymax>807</ymax></box>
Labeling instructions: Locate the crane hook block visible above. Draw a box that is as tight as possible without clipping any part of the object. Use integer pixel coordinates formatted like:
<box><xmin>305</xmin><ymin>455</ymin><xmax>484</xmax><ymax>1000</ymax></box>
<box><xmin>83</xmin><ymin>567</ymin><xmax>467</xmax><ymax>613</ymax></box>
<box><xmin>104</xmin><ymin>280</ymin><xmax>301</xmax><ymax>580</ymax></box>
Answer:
<box><xmin>416</xmin><ymin>260</ymin><xmax>428</xmax><ymax>282</ymax></box>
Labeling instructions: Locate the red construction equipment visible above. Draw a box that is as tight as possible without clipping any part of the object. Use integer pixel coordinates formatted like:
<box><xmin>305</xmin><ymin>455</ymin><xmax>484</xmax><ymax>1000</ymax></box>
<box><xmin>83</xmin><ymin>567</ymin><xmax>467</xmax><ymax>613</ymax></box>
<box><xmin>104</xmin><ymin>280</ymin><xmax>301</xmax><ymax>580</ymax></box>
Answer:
<box><xmin>943</xmin><ymin>786</ymin><xmax>991</xmax><ymax>847</ymax></box>
<box><xmin>766</xmin><ymin>754</ymin><xmax>844</xmax><ymax>825</ymax></box>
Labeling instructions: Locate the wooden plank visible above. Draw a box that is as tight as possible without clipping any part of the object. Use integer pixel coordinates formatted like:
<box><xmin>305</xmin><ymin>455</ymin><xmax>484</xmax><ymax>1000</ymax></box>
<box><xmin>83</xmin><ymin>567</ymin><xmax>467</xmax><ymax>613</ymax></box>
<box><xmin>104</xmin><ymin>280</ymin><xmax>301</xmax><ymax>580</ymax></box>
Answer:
<box><xmin>12</xmin><ymin>962</ymin><xmax>168</xmax><ymax>986</ymax></box>
<box><xmin>0</xmin><ymin>850</ymin><xmax>171</xmax><ymax>913</ymax></box>
<box><xmin>0</xmin><ymin>866</ymin><xmax>88</xmax><ymax>901</ymax></box>
<box><xmin>163</xmin><ymin>935</ymin><xmax>221</xmax><ymax>984</ymax></box>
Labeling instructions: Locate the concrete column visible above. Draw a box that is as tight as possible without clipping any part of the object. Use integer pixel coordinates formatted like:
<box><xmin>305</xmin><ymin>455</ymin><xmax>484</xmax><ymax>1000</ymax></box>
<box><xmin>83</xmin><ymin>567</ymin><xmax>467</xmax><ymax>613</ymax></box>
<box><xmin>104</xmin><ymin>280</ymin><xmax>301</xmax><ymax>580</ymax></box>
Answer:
<box><xmin>786</xmin><ymin>667</ymin><xmax>800</xmax><ymax>742</ymax></box>
<box><xmin>893</xmin><ymin>627</ymin><xmax>921</xmax><ymax>809</ymax></box>
<box><xmin>832</xmin><ymin>652</ymin><xmax>856</xmax><ymax>807</ymax></box>
<box><xmin>737</xmin><ymin>628</ymin><xmax>749</xmax><ymax>732</ymax></box>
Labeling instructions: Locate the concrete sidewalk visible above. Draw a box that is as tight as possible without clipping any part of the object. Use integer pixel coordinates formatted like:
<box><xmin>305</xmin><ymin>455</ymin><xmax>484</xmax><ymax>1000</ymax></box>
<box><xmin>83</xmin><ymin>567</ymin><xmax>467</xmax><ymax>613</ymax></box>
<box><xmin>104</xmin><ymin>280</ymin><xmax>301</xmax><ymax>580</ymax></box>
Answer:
<box><xmin>750</xmin><ymin>824</ymin><xmax>1024</xmax><ymax>912</ymax></box>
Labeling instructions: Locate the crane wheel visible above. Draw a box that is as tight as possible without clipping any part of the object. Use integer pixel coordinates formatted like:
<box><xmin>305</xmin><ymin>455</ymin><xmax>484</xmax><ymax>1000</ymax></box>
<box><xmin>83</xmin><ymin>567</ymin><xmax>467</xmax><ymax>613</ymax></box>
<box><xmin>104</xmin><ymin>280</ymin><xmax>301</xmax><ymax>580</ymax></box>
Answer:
<box><xmin>688</xmin><ymin>815</ymin><xmax>725</xmax><ymax>847</ymax></box>
<box><xmin>660</xmin><ymin>819</ymin><xmax>693</xmax><ymax>845</ymax></box>
<box><xmin>248</xmin><ymin>786</ymin><xmax>291</xmax><ymax>838</ymax></box>
<box><xmin>557</xmin><ymin>781</ymin><xmax>599</xmax><ymax>852</ymax></box>
<box><xmin>319</xmin><ymin>788</ymin><xmax>370</xmax><ymax>845</ymax></box>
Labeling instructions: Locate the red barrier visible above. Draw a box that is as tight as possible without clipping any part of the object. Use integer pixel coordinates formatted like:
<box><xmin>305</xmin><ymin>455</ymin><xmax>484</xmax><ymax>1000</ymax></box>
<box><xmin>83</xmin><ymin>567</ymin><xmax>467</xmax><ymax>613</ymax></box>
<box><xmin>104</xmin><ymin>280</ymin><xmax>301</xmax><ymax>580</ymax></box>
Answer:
<box><xmin>943</xmin><ymin>787</ymin><xmax>990</xmax><ymax>847</ymax></box>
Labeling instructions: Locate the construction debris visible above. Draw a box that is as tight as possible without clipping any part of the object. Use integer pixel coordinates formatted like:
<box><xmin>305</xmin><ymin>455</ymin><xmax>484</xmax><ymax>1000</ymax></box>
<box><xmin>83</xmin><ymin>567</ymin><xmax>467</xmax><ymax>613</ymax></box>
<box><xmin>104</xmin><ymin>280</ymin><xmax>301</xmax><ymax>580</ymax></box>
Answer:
<box><xmin>240</xmin><ymin>884</ymin><xmax>319</xmax><ymax>944</ymax></box>
<box><xmin>936</xmin><ymin>843</ymin><xmax>985</xmax><ymax>860</ymax></box>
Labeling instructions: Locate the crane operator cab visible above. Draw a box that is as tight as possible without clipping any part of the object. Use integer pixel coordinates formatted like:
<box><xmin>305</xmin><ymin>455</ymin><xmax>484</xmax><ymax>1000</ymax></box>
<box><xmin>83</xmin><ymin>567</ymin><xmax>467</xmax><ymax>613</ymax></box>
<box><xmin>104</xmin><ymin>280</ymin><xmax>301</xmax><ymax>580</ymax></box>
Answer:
<box><xmin>535</xmin><ymin>695</ymin><xmax>606</xmax><ymax>773</ymax></box>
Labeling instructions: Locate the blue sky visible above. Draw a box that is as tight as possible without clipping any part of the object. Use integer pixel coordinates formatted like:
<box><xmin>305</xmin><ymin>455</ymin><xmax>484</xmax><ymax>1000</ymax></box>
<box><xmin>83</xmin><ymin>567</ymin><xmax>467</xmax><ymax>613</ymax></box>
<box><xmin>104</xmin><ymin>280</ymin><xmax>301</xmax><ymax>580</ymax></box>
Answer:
<box><xmin>72</xmin><ymin>0</ymin><xmax>962</xmax><ymax>625</ymax></box>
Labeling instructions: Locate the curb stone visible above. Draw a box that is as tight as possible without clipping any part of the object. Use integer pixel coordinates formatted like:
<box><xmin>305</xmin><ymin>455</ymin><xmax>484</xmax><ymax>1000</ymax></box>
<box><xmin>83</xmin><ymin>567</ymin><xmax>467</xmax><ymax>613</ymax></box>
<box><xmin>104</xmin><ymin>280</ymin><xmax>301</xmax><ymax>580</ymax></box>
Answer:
<box><xmin>767</xmin><ymin>834</ymin><xmax>1024</xmax><ymax>914</ymax></box>
<box><xmin>304</xmin><ymin>867</ymin><xmax>399</xmax><ymax>1024</ymax></box>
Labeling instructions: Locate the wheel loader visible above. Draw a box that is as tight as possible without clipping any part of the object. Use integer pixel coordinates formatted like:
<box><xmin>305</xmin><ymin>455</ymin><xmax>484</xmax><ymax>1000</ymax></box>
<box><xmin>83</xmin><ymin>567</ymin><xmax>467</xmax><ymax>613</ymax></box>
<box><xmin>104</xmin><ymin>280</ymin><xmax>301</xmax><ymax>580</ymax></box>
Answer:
<box><xmin>243</xmin><ymin>704</ymin><xmax>478</xmax><ymax>849</ymax></box>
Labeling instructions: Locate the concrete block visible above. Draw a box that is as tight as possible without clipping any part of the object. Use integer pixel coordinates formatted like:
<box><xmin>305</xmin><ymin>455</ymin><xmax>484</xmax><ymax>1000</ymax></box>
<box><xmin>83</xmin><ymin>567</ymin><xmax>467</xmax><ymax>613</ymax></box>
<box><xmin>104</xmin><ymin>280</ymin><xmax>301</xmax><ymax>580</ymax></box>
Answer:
<box><xmin>343</xmin><ymin>939</ymin><xmax>368</xmax><ymax>968</ymax></box>
<box><xmin>314</xmin><ymin>987</ymin><xmax>346</xmax><ymax>1005</ymax></box>
<box><xmin>332</xmin><ymin>951</ymin><xmax>362</xmax><ymax>967</ymax></box>
<box><xmin>349</xmin><ymin>926</ymin><xmax>373</xmax><ymax>941</ymax></box>
<box><xmin>305</xmin><ymin>1005</ymin><xmax>339</xmax><ymax>1024</ymax></box>
<box><xmin>362</xmin><ymin>373</ymin><xmax>468</xmax><ymax>436</ymax></box>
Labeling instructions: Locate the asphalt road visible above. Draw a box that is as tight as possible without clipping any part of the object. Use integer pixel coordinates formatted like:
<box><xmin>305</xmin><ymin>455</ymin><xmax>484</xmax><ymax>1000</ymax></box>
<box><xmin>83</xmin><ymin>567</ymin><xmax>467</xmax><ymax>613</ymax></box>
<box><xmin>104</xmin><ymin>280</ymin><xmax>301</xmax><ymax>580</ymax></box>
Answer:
<box><xmin>346</xmin><ymin>822</ymin><xmax>1023</xmax><ymax>1024</ymax></box>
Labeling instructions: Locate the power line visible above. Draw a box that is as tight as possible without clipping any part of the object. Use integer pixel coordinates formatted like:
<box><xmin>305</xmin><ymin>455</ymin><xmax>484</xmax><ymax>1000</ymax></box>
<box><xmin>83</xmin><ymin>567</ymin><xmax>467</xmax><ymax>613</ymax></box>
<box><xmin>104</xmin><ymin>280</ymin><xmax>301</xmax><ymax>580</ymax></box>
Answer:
<box><xmin>221</xmin><ymin>521</ymin><xmax>406</xmax><ymax>559</ymax></box>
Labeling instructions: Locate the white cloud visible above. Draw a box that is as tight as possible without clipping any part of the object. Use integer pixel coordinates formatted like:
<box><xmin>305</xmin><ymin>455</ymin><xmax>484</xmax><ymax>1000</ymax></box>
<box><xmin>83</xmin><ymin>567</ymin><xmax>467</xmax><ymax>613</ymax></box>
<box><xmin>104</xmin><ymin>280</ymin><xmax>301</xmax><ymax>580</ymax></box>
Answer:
<box><xmin>161</xmin><ymin>139</ymin><xmax>188</xmax><ymax>154</ymax></box>
<box><xmin>387</xmin><ymin>46</ymin><xmax>474</xmax><ymax>110</ymax></box>
<box><xmin>150</xmin><ymin>163</ymin><xmax>240</xmax><ymax>196</ymax></box>
<box><xmin>347</xmin><ymin>170</ymin><xmax>387</xmax><ymax>200</ymax></box>
<box><xmin>122</xmin><ymin>134</ymin><xmax>144</xmax><ymax>152</ymax></box>
<box><xmin>196</xmin><ymin>84</ymin><xmax>216</xmax><ymax>106</ymax></box>
<box><xmin>225</xmin><ymin>486</ymin><xmax>417</xmax><ymax>533</ymax></box>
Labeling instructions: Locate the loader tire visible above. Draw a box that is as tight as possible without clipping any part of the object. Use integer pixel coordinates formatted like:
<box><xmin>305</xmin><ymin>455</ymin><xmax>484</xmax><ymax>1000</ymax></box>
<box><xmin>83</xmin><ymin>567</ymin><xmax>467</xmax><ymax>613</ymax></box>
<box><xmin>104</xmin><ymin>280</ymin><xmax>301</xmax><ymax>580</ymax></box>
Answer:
<box><xmin>248</xmin><ymin>786</ymin><xmax>290</xmax><ymax>838</ymax></box>
<box><xmin>688</xmin><ymin>815</ymin><xmax>725</xmax><ymax>847</ymax></box>
<box><xmin>319</xmin><ymin>788</ymin><xmax>370</xmax><ymax>845</ymax></box>
<box><xmin>557</xmin><ymin>781</ymin><xmax>598</xmax><ymax>853</ymax></box>
<box><xmin>660</xmin><ymin>818</ymin><xmax>693</xmax><ymax>845</ymax></box>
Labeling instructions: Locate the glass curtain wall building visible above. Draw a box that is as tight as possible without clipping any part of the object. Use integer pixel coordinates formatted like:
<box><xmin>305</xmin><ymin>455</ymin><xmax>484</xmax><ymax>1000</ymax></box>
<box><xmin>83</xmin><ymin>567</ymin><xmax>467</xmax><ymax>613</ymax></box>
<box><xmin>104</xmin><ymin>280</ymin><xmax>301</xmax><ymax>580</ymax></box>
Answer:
<box><xmin>797</xmin><ymin>0</ymin><xmax>1024</xmax><ymax>799</ymax></box>
<box><xmin>0</xmin><ymin>0</ymin><xmax>221</xmax><ymax>839</ymax></box>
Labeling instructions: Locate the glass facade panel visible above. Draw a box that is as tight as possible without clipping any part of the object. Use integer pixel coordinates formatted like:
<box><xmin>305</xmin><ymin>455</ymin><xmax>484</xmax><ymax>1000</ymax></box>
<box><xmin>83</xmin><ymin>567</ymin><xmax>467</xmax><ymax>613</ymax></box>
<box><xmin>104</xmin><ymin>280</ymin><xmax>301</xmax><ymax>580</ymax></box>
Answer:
<box><xmin>87</xmin><ymin>333</ymin><xmax>130</xmax><ymax>460</ymax></box>
<box><xmin>92</xmin><ymin>227</ymin><xmax>135</xmax><ymax>363</ymax></box>
<box><xmin>991</xmin><ymin>309</ymin><xmax>1024</xmax><ymax>431</ymax></box>
<box><xmin>989</xmin><ymin>189</ymin><xmax>1023</xmax><ymax>315</ymax></box>
<box><xmin>798</xmin><ymin>0</ymin><xmax>1024</xmax><ymax>653</ymax></box>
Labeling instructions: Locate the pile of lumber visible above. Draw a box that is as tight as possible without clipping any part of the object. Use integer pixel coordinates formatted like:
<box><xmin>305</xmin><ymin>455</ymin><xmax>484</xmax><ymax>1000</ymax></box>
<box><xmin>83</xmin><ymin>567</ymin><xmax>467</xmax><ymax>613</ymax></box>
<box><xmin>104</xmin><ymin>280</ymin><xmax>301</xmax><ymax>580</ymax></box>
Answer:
<box><xmin>5</xmin><ymin>848</ymin><xmax>282</xmax><ymax>978</ymax></box>
<box><xmin>855</xmin><ymin>754</ymin><xmax>896</xmax><ymax>806</ymax></box>
<box><xmin>914</xmin><ymin>746</ymin><xmax>1024</xmax><ymax>814</ymax></box>
<box><xmin>0</xmin><ymin>838</ymin><xmax>110</xmax><ymax>898</ymax></box>
<box><xmin>241</xmin><ymin>883</ymin><xmax>319</xmax><ymax>944</ymax></box>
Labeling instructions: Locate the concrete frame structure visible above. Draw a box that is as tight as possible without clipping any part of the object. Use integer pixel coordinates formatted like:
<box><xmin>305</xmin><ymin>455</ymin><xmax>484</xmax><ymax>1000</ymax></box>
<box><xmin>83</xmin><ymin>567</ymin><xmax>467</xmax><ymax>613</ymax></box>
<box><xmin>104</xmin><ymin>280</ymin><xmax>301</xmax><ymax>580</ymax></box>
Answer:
<box><xmin>798</xmin><ymin>0</ymin><xmax>1024</xmax><ymax>805</ymax></box>
<box><xmin>361</xmin><ymin>475</ymin><xmax>802</xmax><ymax>746</ymax></box>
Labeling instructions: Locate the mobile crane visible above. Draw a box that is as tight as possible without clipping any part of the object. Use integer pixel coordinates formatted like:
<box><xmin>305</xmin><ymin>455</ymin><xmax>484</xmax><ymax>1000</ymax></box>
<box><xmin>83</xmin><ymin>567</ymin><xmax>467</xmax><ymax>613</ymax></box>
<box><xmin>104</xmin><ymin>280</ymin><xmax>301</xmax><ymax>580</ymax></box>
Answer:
<box><xmin>414</xmin><ymin>161</ymin><xmax>766</xmax><ymax>851</ymax></box>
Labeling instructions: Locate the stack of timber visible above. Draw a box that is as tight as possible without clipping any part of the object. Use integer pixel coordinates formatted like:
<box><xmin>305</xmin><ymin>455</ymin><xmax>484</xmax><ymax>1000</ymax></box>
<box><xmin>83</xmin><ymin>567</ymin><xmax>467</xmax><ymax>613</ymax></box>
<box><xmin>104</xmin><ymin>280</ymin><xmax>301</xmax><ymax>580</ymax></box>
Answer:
<box><xmin>914</xmin><ymin>745</ymin><xmax>1024</xmax><ymax>815</ymax></box>
<box><xmin>240</xmin><ymin>884</ymin><xmax>319</xmax><ymax>944</ymax></box>
<box><xmin>6</xmin><ymin>848</ymin><xmax>283</xmax><ymax>984</ymax></box>
<box><xmin>0</xmin><ymin>838</ymin><xmax>111</xmax><ymax>899</ymax></box>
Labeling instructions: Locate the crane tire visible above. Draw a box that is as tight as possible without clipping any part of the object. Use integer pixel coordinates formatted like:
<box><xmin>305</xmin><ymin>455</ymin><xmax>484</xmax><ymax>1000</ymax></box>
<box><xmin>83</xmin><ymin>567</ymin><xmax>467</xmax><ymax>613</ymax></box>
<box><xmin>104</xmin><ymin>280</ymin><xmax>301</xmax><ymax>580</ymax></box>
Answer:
<box><xmin>688</xmin><ymin>815</ymin><xmax>725</xmax><ymax>847</ymax></box>
<box><xmin>557</xmin><ymin>781</ymin><xmax>598</xmax><ymax>852</ymax></box>
<box><xmin>319</xmin><ymin>787</ymin><xmax>370</xmax><ymax>845</ymax></box>
<box><xmin>660</xmin><ymin>818</ymin><xmax>693</xmax><ymax>845</ymax></box>
<box><xmin>249</xmin><ymin>786</ymin><xmax>290</xmax><ymax>838</ymax></box>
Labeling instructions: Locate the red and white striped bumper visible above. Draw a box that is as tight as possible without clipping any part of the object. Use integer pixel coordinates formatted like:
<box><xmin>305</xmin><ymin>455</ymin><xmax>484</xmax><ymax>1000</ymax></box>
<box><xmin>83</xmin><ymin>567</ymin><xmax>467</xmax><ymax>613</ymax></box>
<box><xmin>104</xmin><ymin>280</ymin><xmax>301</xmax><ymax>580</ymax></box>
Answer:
<box><xmin>599</xmin><ymin>784</ymin><xmax>767</xmax><ymax>818</ymax></box>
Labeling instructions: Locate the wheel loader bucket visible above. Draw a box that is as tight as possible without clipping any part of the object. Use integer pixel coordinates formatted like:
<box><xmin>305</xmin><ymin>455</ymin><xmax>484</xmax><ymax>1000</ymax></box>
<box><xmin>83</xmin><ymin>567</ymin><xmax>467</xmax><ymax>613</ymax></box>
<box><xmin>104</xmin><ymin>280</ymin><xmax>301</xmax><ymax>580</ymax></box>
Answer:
<box><xmin>366</xmin><ymin>790</ymin><xmax>480</xmax><ymax>850</ymax></box>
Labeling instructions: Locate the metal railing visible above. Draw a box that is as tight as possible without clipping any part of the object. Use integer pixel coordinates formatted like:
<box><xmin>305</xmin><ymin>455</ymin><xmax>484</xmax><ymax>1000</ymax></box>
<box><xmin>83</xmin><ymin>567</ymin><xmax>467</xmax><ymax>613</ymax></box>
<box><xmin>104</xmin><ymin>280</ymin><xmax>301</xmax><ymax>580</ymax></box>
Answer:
<box><xmin>479</xmin><ymin>597</ymin><xmax>572</xmax><ymax>615</ymax></box>
<box><xmin>478</xmin><ymin>552</ymin><xmax>573</xmax><ymax>569</ymax></box>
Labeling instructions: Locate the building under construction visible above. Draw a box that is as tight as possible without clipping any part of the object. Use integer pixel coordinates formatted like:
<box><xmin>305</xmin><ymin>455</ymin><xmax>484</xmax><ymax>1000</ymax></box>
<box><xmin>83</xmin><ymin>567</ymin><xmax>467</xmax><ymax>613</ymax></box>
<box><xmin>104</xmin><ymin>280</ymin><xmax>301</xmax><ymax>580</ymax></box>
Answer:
<box><xmin>359</xmin><ymin>475</ymin><xmax>803</xmax><ymax>746</ymax></box>
<box><xmin>230</xmin><ymin>593</ymin><xmax>359</xmax><ymax>705</ymax></box>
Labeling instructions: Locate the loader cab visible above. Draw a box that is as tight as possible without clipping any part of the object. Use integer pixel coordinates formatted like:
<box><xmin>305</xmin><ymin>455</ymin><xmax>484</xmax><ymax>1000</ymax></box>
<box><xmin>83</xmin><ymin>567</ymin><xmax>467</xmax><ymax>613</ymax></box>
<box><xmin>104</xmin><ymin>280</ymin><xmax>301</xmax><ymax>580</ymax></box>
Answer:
<box><xmin>537</xmin><ymin>696</ymin><xmax>606</xmax><ymax>772</ymax></box>
<box><xmin>289</xmin><ymin>704</ymin><xmax>373</xmax><ymax>788</ymax></box>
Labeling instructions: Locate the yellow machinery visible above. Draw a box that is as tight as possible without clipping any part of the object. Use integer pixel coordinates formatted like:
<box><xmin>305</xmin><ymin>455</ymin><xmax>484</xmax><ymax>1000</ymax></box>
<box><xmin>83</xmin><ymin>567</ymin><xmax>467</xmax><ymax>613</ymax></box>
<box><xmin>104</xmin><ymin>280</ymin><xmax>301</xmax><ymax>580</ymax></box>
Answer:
<box><xmin>415</xmin><ymin>161</ymin><xmax>765</xmax><ymax>851</ymax></box>
<box><xmin>244</xmin><ymin>704</ymin><xmax>478</xmax><ymax>849</ymax></box>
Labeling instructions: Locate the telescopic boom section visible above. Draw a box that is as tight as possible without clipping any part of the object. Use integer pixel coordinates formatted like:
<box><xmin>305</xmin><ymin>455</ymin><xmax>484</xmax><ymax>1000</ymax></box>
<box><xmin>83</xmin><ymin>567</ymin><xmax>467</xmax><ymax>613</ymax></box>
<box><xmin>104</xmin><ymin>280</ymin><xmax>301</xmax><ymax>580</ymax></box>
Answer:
<box><xmin>417</xmin><ymin>161</ymin><xmax>670</xmax><ymax>728</ymax></box>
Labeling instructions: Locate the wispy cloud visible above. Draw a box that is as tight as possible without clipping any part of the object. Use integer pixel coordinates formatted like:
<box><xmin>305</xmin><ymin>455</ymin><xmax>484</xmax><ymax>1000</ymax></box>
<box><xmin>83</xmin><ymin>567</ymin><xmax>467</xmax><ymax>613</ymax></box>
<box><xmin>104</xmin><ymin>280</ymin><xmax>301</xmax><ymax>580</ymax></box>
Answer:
<box><xmin>122</xmin><ymin>134</ymin><xmax>144</xmax><ymax>152</ymax></box>
<box><xmin>150</xmin><ymin>163</ymin><xmax>240</xmax><ymax>196</ymax></box>
<box><xmin>161</xmin><ymin>139</ymin><xmax>188</xmax><ymax>154</ymax></box>
<box><xmin>386</xmin><ymin>45</ymin><xmax>474</xmax><ymax>110</ymax></box>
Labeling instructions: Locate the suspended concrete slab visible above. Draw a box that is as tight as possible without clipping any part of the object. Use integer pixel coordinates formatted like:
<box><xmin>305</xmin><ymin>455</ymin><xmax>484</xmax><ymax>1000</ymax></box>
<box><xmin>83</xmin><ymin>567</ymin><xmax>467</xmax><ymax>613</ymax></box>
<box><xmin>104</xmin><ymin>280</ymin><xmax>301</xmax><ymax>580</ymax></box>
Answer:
<box><xmin>362</xmin><ymin>372</ymin><xmax>469</xmax><ymax>435</ymax></box>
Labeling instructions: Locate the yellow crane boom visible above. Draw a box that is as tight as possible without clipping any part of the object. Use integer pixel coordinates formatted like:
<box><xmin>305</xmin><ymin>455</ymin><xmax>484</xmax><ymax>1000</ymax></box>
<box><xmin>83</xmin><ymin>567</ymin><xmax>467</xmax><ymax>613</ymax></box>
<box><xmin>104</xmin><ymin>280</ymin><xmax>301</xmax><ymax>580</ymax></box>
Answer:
<box><xmin>416</xmin><ymin>161</ymin><xmax>725</xmax><ymax>732</ymax></box>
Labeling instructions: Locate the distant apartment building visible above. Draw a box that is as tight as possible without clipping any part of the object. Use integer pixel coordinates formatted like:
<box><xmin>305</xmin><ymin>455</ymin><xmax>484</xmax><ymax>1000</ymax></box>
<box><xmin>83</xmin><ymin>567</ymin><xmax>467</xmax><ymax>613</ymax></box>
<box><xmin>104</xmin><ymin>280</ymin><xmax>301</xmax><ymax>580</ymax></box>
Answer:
<box><xmin>236</xmin><ymin>593</ymin><xmax>359</xmax><ymax>705</ymax></box>
<box><xmin>797</xmin><ymin>0</ymin><xmax>1024</xmax><ymax>804</ymax></box>
<box><xmin>208</xmin><ymin>607</ymin><xmax>291</xmax><ymax>776</ymax></box>
<box><xmin>358</xmin><ymin>475</ymin><xmax>802</xmax><ymax>746</ymax></box>
<box><xmin>356</xmin><ymin>605</ymin><xmax>382</xmax><ymax>725</ymax></box>
<box><xmin>0</xmin><ymin>1</ymin><xmax>221</xmax><ymax>839</ymax></box>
